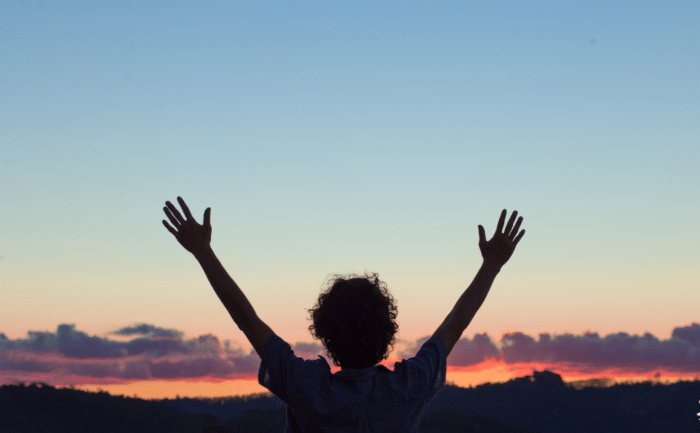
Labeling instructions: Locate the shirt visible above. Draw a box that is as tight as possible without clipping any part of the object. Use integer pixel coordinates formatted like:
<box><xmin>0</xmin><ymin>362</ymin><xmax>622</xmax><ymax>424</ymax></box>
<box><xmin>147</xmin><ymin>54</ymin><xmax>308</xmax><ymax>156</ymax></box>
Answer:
<box><xmin>258</xmin><ymin>333</ymin><xmax>446</xmax><ymax>432</ymax></box>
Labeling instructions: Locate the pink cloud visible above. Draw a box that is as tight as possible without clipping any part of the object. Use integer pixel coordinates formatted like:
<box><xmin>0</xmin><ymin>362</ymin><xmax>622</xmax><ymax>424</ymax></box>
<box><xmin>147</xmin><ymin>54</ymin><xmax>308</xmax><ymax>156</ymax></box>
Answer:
<box><xmin>1</xmin><ymin>322</ymin><xmax>698</xmax><ymax>386</ymax></box>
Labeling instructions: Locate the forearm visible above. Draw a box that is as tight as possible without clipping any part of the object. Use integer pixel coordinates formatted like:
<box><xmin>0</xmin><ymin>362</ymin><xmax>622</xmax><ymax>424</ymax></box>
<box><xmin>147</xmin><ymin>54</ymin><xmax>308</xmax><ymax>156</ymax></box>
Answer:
<box><xmin>447</xmin><ymin>261</ymin><xmax>502</xmax><ymax>333</ymax></box>
<box><xmin>193</xmin><ymin>246</ymin><xmax>259</xmax><ymax>331</ymax></box>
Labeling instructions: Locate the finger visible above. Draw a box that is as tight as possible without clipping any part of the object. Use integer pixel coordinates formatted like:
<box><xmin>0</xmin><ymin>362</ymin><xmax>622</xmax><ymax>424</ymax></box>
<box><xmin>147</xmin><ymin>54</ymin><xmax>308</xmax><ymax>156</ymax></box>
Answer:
<box><xmin>510</xmin><ymin>216</ymin><xmax>523</xmax><ymax>239</ymax></box>
<box><xmin>204</xmin><ymin>208</ymin><xmax>211</xmax><ymax>228</ymax></box>
<box><xmin>513</xmin><ymin>230</ymin><xmax>525</xmax><ymax>247</ymax></box>
<box><xmin>178</xmin><ymin>197</ymin><xmax>194</xmax><ymax>221</ymax></box>
<box><xmin>478</xmin><ymin>225</ymin><xmax>486</xmax><ymax>243</ymax></box>
<box><xmin>163</xmin><ymin>207</ymin><xmax>181</xmax><ymax>228</ymax></box>
<box><xmin>165</xmin><ymin>201</ymin><xmax>186</xmax><ymax>225</ymax></box>
<box><xmin>162</xmin><ymin>220</ymin><xmax>178</xmax><ymax>237</ymax></box>
<box><xmin>504</xmin><ymin>210</ymin><xmax>518</xmax><ymax>236</ymax></box>
<box><xmin>495</xmin><ymin>209</ymin><xmax>506</xmax><ymax>234</ymax></box>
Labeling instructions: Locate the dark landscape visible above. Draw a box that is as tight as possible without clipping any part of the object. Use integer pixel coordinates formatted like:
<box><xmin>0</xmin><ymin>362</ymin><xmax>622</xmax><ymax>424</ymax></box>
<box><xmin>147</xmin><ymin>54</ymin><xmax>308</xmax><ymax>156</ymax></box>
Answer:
<box><xmin>1</xmin><ymin>370</ymin><xmax>698</xmax><ymax>433</ymax></box>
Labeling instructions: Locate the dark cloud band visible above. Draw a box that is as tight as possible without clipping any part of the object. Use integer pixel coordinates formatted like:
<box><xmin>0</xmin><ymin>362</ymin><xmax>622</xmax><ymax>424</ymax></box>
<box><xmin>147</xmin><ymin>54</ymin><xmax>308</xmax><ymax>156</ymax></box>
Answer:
<box><xmin>1</xmin><ymin>323</ymin><xmax>698</xmax><ymax>384</ymax></box>
<box><xmin>399</xmin><ymin>323</ymin><xmax>700</xmax><ymax>372</ymax></box>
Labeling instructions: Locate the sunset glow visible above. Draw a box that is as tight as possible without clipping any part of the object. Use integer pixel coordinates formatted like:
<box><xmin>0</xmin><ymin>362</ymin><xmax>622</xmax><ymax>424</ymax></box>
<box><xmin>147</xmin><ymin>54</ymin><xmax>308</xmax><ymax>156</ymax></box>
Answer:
<box><xmin>32</xmin><ymin>362</ymin><xmax>700</xmax><ymax>401</ymax></box>
<box><xmin>2</xmin><ymin>0</ymin><xmax>698</xmax><ymax>404</ymax></box>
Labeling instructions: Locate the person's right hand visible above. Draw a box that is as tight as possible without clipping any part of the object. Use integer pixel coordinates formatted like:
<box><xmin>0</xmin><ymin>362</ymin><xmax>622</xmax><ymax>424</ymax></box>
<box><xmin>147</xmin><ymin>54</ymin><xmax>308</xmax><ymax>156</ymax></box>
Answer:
<box><xmin>478</xmin><ymin>209</ymin><xmax>525</xmax><ymax>267</ymax></box>
<box><xmin>162</xmin><ymin>196</ymin><xmax>212</xmax><ymax>256</ymax></box>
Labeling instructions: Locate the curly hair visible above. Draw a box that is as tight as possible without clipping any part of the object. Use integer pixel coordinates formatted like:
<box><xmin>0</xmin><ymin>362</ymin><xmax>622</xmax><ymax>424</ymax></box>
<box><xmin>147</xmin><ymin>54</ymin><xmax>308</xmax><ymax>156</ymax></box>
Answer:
<box><xmin>306</xmin><ymin>272</ymin><xmax>399</xmax><ymax>370</ymax></box>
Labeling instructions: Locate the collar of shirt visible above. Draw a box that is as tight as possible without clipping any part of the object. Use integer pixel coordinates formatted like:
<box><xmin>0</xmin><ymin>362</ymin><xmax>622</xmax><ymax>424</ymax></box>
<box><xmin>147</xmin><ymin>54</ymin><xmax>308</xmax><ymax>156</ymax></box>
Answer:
<box><xmin>316</xmin><ymin>355</ymin><xmax>392</xmax><ymax>382</ymax></box>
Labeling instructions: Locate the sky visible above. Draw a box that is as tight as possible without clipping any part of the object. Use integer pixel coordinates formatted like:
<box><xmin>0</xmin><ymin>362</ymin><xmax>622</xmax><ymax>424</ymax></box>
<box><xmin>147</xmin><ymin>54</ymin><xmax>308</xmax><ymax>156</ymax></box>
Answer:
<box><xmin>1</xmin><ymin>0</ymin><xmax>699</xmax><ymax>399</ymax></box>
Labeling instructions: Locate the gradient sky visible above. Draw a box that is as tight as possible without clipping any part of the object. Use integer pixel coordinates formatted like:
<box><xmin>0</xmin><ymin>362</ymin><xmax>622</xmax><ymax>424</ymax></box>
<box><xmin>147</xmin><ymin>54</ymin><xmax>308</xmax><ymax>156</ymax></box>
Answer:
<box><xmin>1</xmin><ymin>1</ymin><xmax>699</xmax><ymax>399</ymax></box>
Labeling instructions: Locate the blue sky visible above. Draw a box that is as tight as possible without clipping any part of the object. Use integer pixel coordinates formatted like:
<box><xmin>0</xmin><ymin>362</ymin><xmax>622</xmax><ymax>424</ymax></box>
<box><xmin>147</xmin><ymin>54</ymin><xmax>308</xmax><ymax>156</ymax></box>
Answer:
<box><xmin>1</xmin><ymin>1</ymin><xmax>699</xmax><ymax>393</ymax></box>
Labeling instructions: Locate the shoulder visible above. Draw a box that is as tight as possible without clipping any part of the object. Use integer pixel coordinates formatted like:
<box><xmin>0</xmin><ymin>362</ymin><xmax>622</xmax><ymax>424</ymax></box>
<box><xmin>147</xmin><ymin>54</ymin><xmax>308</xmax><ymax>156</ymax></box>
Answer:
<box><xmin>259</xmin><ymin>333</ymin><xmax>329</xmax><ymax>382</ymax></box>
<box><xmin>391</xmin><ymin>337</ymin><xmax>446</xmax><ymax>388</ymax></box>
<box><xmin>259</xmin><ymin>334</ymin><xmax>330</xmax><ymax>405</ymax></box>
<box><xmin>414</xmin><ymin>336</ymin><xmax>447</xmax><ymax>364</ymax></box>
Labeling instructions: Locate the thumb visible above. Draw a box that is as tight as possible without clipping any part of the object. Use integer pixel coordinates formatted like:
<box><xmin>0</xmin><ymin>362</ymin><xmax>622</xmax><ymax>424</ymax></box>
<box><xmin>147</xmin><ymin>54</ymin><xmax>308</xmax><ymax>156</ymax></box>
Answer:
<box><xmin>478</xmin><ymin>225</ymin><xmax>486</xmax><ymax>244</ymax></box>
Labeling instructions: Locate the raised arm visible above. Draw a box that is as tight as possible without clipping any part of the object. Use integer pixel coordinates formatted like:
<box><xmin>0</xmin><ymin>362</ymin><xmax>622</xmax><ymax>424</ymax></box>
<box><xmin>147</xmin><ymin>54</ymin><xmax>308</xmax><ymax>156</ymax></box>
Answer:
<box><xmin>432</xmin><ymin>209</ymin><xmax>525</xmax><ymax>357</ymax></box>
<box><xmin>162</xmin><ymin>197</ymin><xmax>274</xmax><ymax>358</ymax></box>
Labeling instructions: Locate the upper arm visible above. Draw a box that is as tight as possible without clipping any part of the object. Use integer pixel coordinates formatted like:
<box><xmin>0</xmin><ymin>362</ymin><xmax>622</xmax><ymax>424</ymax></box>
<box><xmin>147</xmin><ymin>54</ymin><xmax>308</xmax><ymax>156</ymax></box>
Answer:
<box><xmin>241</xmin><ymin>316</ymin><xmax>275</xmax><ymax>359</ymax></box>
<box><xmin>432</xmin><ymin>315</ymin><xmax>463</xmax><ymax>358</ymax></box>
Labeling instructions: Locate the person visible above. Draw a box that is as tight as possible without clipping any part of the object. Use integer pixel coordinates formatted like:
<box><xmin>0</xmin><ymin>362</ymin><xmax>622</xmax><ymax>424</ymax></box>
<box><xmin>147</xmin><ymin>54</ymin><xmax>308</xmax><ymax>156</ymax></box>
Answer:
<box><xmin>163</xmin><ymin>197</ymin><xmax>525</xmax><ymax>432</ymax></box>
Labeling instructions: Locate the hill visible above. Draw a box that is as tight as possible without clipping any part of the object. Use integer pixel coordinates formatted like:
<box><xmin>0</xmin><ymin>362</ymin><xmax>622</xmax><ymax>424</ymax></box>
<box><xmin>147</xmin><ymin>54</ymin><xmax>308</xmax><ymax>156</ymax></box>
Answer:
<box><xmin>0</xmin><ymin>382</ymin><xmax>204</xmax><ymax>433</ymax></box>
<box><xmin>2</xmin><ymin>371</ymin><xmax>699</xmax><ymax>432</ymax></box>
<box><xmin>163</xmin><ymin>370</ymin><xmax>700</xmax><ymax>432</ymax></box>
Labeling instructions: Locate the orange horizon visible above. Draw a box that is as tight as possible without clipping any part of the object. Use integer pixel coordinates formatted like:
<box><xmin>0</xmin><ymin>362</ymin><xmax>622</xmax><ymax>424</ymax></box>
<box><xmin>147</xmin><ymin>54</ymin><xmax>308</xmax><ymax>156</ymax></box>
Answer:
<box><xmin>5</xmin><ymin>359</ymin><xmax>698</xmax><ymax>401</ymax></box>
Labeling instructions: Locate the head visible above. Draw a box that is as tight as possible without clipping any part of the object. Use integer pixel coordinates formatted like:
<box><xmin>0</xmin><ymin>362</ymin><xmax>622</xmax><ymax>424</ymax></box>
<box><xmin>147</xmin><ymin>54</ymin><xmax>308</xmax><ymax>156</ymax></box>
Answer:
<box><xmin>306</xmin><ymin>272</ymin><xmax>398</xmax><ymax>370</ymax></box>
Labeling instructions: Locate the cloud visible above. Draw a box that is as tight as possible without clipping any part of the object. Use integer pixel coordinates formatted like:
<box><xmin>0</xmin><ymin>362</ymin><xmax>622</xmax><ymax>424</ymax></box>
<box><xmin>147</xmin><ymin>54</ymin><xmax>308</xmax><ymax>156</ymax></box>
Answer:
<box><xmin>395</xmin><ymin>323</ymin><xmax>700</xmax><ymax>373</ymax></box>
<box><xmin>499</xmin><ymin>324</ymin><xmax>700</xmax><ymax>372</ymax></box>
<box><xmin>0</xmin><ymin>323</ymin><xmax>260</xmax><ymax>382</ymax></box>
<box><xmin>1</xmin><ymin>323</ymin><xmax>699</xmax><ymax>386</ymax></box>
<box><xmin>396</xmin><ymin>333</ymin><xmax>500</xmax><ymax>367</ymax></box>
<box><xmin>111</xmin><ymin>323</ymin><xmax>183</xmax><ymax>339</ymax></box>
<box><xmin>671</xmin><ymin>322</ymin><xmax>700</xmax><ymax>346</ymax></box>
<box><xmin>4</xmin><ymin>324</ymin><xmax>127</xmax><ymax>359</ymax></box>
<box><xmin>449</xmin><ymin>332</ymin><xmax>501</xmax><ymax>366</ymax></box>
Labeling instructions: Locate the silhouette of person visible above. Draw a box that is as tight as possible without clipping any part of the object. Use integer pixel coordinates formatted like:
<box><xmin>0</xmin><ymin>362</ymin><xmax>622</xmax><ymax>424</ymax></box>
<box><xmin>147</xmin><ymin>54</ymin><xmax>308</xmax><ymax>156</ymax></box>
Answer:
<box><xmin>163</xmin><ymin>197</ymin><xmax>524</xmax><ymax>432</ymax></box>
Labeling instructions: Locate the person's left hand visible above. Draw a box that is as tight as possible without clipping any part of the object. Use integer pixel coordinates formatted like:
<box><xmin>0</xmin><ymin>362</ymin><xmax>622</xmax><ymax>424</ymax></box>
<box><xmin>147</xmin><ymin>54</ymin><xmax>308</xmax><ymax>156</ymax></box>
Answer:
<box><xmin>478</xmin><ymin>209</ymin><xmax>524</xmax><ymax>268</ymax></box>
<box><xmin>162</xmin><ymin>196</ymin><xmax>212</xmax><ymax>255</ymax></box>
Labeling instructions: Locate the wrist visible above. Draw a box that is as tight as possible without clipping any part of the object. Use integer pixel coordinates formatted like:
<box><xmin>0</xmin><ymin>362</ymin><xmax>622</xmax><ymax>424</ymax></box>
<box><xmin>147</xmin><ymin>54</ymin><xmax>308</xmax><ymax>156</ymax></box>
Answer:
<box><xmin>481</xmin><ymin>260</ymin><xmax>503</xmax><ymax>274</ymax></box>
<box><xmin>192</xmin><ymin>244</ymin><xmax>214</xmax><ymax>261</ymax></box>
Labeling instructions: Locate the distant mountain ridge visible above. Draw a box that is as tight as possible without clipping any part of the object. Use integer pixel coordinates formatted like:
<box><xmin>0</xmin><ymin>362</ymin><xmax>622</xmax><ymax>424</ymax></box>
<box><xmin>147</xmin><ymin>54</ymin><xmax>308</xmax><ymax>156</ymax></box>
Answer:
<box><xmin>2</xmin><ymin>370</ymin><xmax>699</xmax><ymax>432</ymax></box>
<box><xmin>162</xmin><ymin>370</ymin><xmax>700</xmax><ymax>433</ymax></box>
